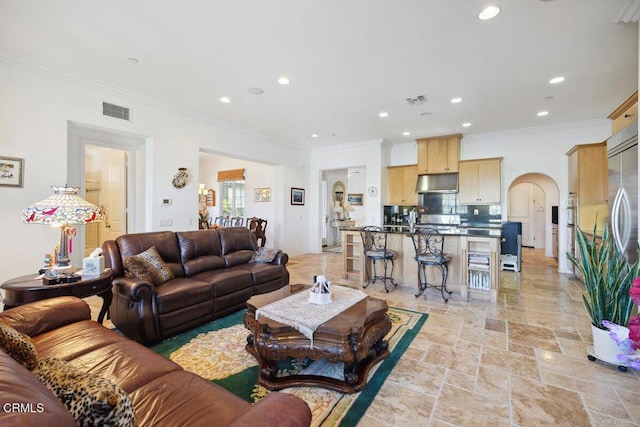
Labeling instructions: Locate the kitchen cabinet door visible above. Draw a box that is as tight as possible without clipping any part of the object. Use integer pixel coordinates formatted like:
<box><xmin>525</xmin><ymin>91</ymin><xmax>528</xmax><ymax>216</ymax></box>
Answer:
<box><xmin>609</xmin><ymin>91</ymin><xmax>638</xmax><ymax>135</ymax></box>
<box><xmin>565</xmin><ymin>142</ymin><xmax>607</xmax><ymax>234</ymax></box>
<box><xmin>387</xmin><ymin>165</ymin><xmax>418</xmax><ymax>204</ymax></box>
<box><xmin>458</xmin><ymin>158</ymin><xmax>502</xmax><ymax>204</ymax></box>
<box><xmin>417</xmin><ymin>134</ymin><xmax>460</xmax><ymax>174</ymax></box>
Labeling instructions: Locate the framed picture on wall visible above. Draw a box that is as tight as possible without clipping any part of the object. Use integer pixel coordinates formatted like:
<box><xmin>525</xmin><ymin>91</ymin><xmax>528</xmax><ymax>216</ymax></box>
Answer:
<box><xmin>254</xmin><ymin>187</ymin><xmax>271</xmax><ymax>202</ymax></box>
<box><xmin>347</xmin><ymin>193</ymin><xmax>363</xmax><ymax>206</ymax></box>
<box><xmin>291</xmin><ymin>187</ymin><xmax>305</xmax><ymax>205</ymax></box>
<box><xmin>0</xmin><ymin>156</ymin><xmax>24</xmax><ymax>188</ymax></box>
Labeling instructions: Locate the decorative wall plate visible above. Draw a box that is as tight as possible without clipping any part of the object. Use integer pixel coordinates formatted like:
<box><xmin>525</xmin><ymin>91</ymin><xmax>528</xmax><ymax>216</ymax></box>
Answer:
<box><xmin>172</xmin><ymin>167</ymin><xmax>189</xmax><ymax>189</ymax></box>
<box><xmin>367</xmin><ymin>186</ymin><xmax>379</xmax><ymax>197</ymax></box>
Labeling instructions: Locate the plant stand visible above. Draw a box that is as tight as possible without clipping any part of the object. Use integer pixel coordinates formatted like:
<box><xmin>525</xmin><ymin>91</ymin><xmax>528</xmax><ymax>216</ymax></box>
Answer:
<box><xmin>588</xmin><ymin>325</ymin><xmax>629</xmax><ymax>372</ymax></box>
<box><xmin>587</xmin><ymin>347</ymin><xmax>629</xmax><ymax>372</ymax></box>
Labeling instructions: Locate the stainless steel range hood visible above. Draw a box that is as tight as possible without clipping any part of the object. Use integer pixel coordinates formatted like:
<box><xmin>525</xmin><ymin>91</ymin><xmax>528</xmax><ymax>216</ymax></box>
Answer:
<box><xmin>416</xmin><ymin>173</ymin><xmax>458</xmax><ymax>193</ymax></box>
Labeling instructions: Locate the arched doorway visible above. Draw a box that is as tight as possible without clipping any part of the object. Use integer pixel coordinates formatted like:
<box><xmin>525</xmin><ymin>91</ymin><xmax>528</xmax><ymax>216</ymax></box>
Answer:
<box><xmin>507</xmin><ymin>173</ymin><xmax>559</xmax><ymax>259</ymax></box>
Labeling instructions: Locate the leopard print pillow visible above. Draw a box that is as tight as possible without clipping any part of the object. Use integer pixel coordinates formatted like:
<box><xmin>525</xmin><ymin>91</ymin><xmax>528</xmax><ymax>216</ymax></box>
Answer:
<box><xmin>0</xmin><ymin>320</ymin><xmax>38</xmax><ymax>370</ymax></box>
<box><xmin>36</xmin><ymin>357</ymin><xmax>136</xmax><ymax>427</ymax></box>
<box><xmin>123</xmin><ymin>246</ymin><xmax>174</xmax><ymax>286</ymax></box>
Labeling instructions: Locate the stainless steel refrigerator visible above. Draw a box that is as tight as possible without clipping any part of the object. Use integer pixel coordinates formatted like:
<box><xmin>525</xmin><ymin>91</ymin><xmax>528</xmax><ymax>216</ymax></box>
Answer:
<box><xmin>608</xmin><ymin>121</ymin><xmax>638</xmax><ymax>264</ymax></box>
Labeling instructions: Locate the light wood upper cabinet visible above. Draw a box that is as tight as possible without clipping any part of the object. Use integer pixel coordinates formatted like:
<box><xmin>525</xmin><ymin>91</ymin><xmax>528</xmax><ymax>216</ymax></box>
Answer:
<box><xmin>458</xmin><ymin>158</ymin><xmax>502</xmax><ymax>204</ymax></box>
<box><xmin>387</xmin><ymin>164</ymin><xmax>418</xmax><ymax>205</ymax></box>
<box><xmin>417</xmin><ymin>134</ymin><xmax>461</xmax><ymax>174</ymax></box>
<box><xmin>566</xmin><ymin>142</ymin><xmax>607</xmax><ymax>233</ymax></box>
<box><xmin>609</xmin><ymin>91</ymin><xmax>638</xmax><ymax>135</ymax></box>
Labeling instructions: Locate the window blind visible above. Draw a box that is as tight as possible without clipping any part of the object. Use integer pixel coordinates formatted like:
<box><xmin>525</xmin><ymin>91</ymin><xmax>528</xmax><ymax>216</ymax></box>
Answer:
<box><xmin>217</xmin><ymin>168</ymin><xmax>245</xmax><ymax>182</ymax></box>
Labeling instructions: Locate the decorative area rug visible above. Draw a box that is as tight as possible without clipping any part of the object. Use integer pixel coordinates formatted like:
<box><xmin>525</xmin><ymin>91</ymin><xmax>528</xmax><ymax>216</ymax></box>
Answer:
<box><xmin>151</xmin><ymin>306</ymin><xmax>427</xmax><ymax>426</ymax></box>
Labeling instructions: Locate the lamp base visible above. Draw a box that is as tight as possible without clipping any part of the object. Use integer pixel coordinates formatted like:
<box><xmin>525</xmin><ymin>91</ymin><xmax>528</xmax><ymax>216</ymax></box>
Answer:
<box><xmin>52</xmin><ymin>264</ymin><xmax>73</xmax><ymax>271</ymax></box>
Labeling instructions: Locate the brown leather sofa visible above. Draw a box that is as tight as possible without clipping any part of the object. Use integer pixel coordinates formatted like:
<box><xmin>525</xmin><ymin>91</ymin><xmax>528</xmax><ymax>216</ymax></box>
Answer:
<box><xmin>103</xmin><ymin>227</ymin><xmax>289</xmax><ymax>345</ymax></box>
<box><xmin>0</xmin><ymin>297</ymin><xmax>312</xmax><ymax>427</ymax></box>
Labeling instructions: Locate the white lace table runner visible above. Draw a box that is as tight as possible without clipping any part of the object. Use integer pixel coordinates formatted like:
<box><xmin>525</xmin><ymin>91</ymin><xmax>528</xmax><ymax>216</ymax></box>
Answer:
<box><xmin>255</xmin><ymin>285</ymin><xmax>368</xmax><ymax>347</ymax></box>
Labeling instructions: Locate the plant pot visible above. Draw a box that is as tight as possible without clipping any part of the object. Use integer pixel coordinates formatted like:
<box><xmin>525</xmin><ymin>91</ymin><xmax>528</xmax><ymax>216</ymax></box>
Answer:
<box><xmin>591</xmin><ymin>324</ymin><xmax>628</xmax><ymax>365</ymax></box>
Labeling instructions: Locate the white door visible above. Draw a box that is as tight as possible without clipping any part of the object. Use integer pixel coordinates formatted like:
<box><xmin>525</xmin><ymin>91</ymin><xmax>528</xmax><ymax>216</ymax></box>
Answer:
<box><xmin>85</xmin><ymin>146</ymin><xmax>128</xmax><ymax>246</ymax></box>
<box><xmin>532</xmin><ymin>185</ymin><xmax>546</xmax><ymax>249</ymax></box>
<box><xmin>508</xmin><ymin>183</ymin><xmax>535</xmax><ymax>247</ymax></box>
<box><xmin>103</xmin><ymin>149</ymin><xmax>127</xmax><ymax>241</ymax></box>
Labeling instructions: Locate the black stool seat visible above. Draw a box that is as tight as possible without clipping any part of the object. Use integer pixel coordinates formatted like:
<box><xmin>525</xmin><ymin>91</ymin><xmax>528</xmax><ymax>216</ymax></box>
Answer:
<box><xmin>360</xmin><ymin>226</ymin><xmax>397</xmax><ymax>292</ymax></box>
<box><xmin>411</xmin><ymin>228</ymin><xmax>452</xmax><ymax>302</ymax></box>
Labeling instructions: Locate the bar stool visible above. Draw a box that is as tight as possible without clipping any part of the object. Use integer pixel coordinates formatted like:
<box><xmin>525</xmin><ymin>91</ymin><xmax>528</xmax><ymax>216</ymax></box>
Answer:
<box><xmin>359</xmin><ymin>226</ymin><xmax>397</xmax><ymax>292</ymax></box>
<box><xmin>411</xmin><ymin>227</ymin><xmax>452</xmax><ymax>303</ymax></box>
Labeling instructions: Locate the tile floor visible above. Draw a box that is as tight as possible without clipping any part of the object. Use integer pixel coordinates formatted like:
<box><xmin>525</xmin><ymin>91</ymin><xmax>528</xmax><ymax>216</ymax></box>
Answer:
<box><xmin>86</xmin><ymin>248</ymin><xmax>640</xmax><ymax>426</ymax></box>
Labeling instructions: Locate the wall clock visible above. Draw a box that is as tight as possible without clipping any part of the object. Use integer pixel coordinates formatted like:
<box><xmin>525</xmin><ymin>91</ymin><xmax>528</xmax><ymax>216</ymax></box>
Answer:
<box><xmin>367</xmin><ymin>186</ymin><xmax>379</xmax><ymax>197</ymax></box>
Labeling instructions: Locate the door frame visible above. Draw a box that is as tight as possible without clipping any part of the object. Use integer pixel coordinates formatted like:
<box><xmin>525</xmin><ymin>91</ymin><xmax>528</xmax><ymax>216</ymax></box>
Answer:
<box><xmin>67</xmin><ymin>121</ymin><xmax>148</xmax><ymax>267</ymax></box>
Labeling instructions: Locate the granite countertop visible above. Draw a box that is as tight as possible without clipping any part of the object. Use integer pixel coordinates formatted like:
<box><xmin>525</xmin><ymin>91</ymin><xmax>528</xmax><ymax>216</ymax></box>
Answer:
<box><xmin>341</xmin><ymin>225</ymin><xmax>502</xmax><ymax>238</ymax></box>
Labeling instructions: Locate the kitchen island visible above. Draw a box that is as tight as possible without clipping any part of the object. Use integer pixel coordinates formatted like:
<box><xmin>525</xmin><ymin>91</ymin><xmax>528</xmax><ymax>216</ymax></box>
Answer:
<box><xmin>341</xmin><ymin>226</ymin><xmax>501</xmax><ymax>302</ymax></box>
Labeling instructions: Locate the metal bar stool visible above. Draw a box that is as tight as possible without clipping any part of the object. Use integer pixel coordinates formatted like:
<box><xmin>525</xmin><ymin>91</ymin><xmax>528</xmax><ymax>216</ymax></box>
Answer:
<box><xmin>411</xmin><ymin>227</ymin><xmax>452</xmax><ymax>302</ymax></box>
<box><xmin>359</xmin><ymin>226</ymin><xmax>397</xmax><ymax>292</ymax></box>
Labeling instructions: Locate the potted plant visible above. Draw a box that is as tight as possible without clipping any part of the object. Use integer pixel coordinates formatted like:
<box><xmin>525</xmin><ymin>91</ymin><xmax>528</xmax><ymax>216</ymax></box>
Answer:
<box><xmin>566</xmin><ymin>224</ymin><xmax>640</xmax><ymax>363</ymax></box>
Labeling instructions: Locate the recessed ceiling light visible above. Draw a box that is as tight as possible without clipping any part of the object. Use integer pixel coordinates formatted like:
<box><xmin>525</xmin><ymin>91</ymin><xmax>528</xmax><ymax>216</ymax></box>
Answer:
<box><xmin>311</xmin><ymin>134</ymin><xmax>319</xmax><ymax>138</ymax></box>
<box><xmin>545</xmin><ymin>96</ymin><xmax>554</xmax><ymax>101</ymax></box>
<box><xmin>420</xmin><ymin>112</ymin><xmax>432</xmax><ymax>117</ymax></box>
<box><xmin>248</xmin><ymin>87</ymin><xmax>264</xmax><ymax>95</ymax></box>
<box><xmin>451</xmin><ymin>97</ymin><xmax>462</xmax><ymax>104</ymax></box>
<box><xmin>127</xmin><ymin>57</ymin><xmax>139</xmax><ymax>64</ymax></box>
<box><xmin>220</xmin><ymin>97</ymin><xmax>231</xmax><ymax>103</ymax></box>
<box><xmin>549</xmin><ymin>76</ymin><xmax>565</xmax><ymax>84</ymax></box>
<box><xmin>462</xmin><ymin>122</ymin><xmax>472</xmax><ymax>127</ymax></box>
<box><xmin>379</xmin><ymin>112</ymin><xmax>389</xmax><ymax>118</ymax></box>
<box><xmin>277</xmin><ymin>77</ymin><xmax>290</xmax><ymax>85</ymax></box>
<box><xmin>402</xmin><ymin>131</ymin><xmax>411</xmax><ymax>136</ymax></box>
<box><xmin>478</xmin><ymin>6</ymin><xmax>500</xmax><ymax>20</ymax></box>
<box><xmin>537</xmin><ymin>111</ymin><xmax>549</xmax><ymax>116</ymax></box>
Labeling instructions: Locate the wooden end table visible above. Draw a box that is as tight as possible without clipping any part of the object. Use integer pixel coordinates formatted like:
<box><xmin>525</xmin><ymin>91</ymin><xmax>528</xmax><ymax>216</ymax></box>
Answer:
<box><xmin>243</xmin><ymin>284</ymin><xmax>392</xmax><ymax>394</ymax></box>
<box><xmin>1</xmin><ymin>269</ymin><xmax>113</xmax><ymax>324</ymax></box>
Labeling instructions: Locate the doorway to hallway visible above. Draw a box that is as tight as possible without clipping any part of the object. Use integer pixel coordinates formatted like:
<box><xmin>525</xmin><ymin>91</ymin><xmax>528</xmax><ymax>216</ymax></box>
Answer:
<box><xmin>507</xmin><ymin>173</ymin><xmax>559</xmax><ymax>259</ymax></box>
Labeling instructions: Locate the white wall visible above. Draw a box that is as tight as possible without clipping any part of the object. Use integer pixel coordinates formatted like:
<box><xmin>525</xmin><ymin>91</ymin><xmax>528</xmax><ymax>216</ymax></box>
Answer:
<box><xmin>0</xmin><ymin>60</ymin><xmax>310</xmax><ymax>281</ymax></box>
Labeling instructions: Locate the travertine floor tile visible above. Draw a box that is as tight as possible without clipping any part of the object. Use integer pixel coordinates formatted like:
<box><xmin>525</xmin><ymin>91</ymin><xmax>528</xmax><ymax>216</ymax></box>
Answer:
<box><xmin>511</xmin><ymin>376</ymin><xmax>590</xmax><ymax>426</ymax></box>
<box><xmin>432</xmin><ymin>384</ymin><xmax>510</xmax><ymax>426</ymax></box>
<box><xmin>362</xmin><ymin>380</ymin><xmax>435</xmax><ymax>426</ymax></box>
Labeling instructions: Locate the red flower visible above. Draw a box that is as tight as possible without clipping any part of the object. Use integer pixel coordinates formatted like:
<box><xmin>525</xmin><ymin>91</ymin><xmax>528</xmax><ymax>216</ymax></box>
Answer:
<box><xmin>629</xmin><ymin>315</ymin><xmax>640</xmax><ymax>350</ymax></box>
<box><xmin>630</xmin><ymin>277</ymin><xmax>640</xmax><ymax>306</ymax></box>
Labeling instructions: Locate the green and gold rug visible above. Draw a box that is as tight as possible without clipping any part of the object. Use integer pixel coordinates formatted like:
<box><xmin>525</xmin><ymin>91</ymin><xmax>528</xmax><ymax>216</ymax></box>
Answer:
<box><xmin>151</xmin><ymin>307</ymin><xmax>427</xmax><ymax>426</ymax></box>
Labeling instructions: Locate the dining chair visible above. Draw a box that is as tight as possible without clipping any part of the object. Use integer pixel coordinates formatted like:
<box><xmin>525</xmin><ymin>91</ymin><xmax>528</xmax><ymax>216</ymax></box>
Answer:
<box><xmin>247</xmin><ymin>217</ymin><xmax>267</xmax><ymax>247</ymax></box>
<box><xmin>230</xmin><ymin>216</ymin><xmax>244</xmax><ymax>227</ymax></box>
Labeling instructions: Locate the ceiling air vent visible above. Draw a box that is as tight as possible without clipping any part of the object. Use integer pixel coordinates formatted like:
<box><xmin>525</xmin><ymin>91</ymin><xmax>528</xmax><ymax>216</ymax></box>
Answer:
<box><xmin>102</xmin><ymin>102</ymin><xmax>131</xmax><ymax>121</ymax></box>
<box><xmin>406</xmin><ymin>95</ymin><xmax>428</xmax><ymax>105</ymax></box>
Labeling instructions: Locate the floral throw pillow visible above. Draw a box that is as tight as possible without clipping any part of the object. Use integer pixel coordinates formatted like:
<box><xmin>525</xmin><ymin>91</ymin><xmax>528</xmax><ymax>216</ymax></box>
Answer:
<box><xmin>123</xmin><ymin>246</ymin><xmax>174</xmax><ymax>286</ymax></box>
<box><xmin>250</xmin><ymin>247</ymin><xmax>281</xmax><ymax>263</ymax></box>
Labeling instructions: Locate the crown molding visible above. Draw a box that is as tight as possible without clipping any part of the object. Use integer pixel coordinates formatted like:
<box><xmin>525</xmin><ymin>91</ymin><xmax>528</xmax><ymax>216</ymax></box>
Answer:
<box><xmin>616</xmin><ymin>0</ymin><xmax>640</xmax><ymax>23</ymax></box>
<box><xmin>0</xmin><ymin>49</ymin><xmax>301</xmax><ymax>149</ymax></box>
<box><xmin>463</xmin><ymin>118</ymin><xmax>611</xmax><ymax>141</ymax></box>
<box><xmin>311</xmin><ymin>138</ymin><xmax>385</xmax><ymax>153</ymax></box>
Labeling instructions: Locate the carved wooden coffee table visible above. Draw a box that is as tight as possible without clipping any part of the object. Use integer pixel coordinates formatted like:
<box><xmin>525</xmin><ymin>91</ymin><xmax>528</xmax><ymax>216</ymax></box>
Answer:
<box><xmin>243</xmin><ymin>284</ymin><xmax>392</xmax><ymax>393</ymax></box>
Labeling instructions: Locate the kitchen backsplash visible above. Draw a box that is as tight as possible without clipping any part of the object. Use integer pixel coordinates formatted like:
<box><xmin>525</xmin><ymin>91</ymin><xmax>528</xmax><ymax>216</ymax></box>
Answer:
<box><xmin>458</xmin><ymin>204</ymin><xmax>502</xmax><ymax>224</ymax></box>
<box><xmin>384</xmin><ymin>193</ymin><xmax>501</xmax><ymax>225</ymax></box>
